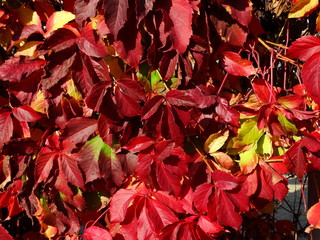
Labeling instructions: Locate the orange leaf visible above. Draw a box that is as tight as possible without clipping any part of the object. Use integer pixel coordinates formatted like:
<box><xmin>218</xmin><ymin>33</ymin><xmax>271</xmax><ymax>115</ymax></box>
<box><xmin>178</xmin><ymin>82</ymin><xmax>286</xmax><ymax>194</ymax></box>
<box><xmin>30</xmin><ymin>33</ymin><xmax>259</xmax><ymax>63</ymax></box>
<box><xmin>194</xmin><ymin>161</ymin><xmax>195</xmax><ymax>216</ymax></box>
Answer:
<box><xmin>307</xmin><ymin>201</ymin><xmax>320</xmax><ymax>232</ymax></box>
<box><xmin>289</xmin><ymin>0</ymin><xmax>318</xmax><ymax>18</ymax></box>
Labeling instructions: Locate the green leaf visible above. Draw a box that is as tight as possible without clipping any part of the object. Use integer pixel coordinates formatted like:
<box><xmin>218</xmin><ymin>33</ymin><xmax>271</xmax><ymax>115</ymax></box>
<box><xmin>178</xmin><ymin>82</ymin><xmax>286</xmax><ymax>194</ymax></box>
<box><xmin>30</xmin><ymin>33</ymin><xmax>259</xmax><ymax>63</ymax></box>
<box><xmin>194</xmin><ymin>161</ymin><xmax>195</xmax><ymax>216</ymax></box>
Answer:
<box><xmin>277</xmin><ymin>112</ymin><xmax>298</xmax><ymax>134</ymax></box>
<box><xmin>257</xmin><ymin>134</ymin><xmax>273</xmax><ymax>157</ymax></box>
<box><xmin>239</xmin><ymin>143</ymin><xmax>258</xmax><ymax>174</ymax></box>
<box><xmin>234</xmin><ymin>118</ymin><xmax>264</xmax><ymax>147</ymax></box>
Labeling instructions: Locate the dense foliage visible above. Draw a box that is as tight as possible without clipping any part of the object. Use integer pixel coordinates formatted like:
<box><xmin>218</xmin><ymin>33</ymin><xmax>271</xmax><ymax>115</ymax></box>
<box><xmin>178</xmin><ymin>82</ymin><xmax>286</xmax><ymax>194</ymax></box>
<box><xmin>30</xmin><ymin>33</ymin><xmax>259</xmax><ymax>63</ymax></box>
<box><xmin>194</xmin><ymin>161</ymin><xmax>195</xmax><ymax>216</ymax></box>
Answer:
<box><xmin>0</xmin><ymin>0</ymin><xmax>320</xmax><ymax>239</ymax></box>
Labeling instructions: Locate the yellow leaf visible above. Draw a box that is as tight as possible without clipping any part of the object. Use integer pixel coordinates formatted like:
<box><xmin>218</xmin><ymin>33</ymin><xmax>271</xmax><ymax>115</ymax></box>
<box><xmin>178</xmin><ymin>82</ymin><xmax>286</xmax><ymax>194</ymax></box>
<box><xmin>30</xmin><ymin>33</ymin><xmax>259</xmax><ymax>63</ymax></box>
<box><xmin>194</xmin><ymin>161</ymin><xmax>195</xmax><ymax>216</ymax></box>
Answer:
<box><xmin>16</xmin><ymin>6</ymin><xmax>41</xmax><ymax>27</ymax></box>
<box><xmin>289</xmin><ymin>0</ymin><xmax>319</xmax><ymax>18</ymax></box>
<box><xmin>46</xmin><ymin>11</ymin><xmax>75</xmax><ymax>33</ymax></box>
<box><xmin>239</xmin><ymin>143</ymin><xmax>258</xmax><ymax>174</ymax></box>
<box><xmin>204</xmin><ymin>129</ymin><xmax>229</xmax><ymax>154</ymax></box>
<box><xmin>316</xmin><ymin>12</ymin><xmax>320</xmax><ymax>32</ymax></box>
<box><xmin>31</xmin><ymin>91</ymin><xmax>45</xmax><ymax>114</ymax></box>
<box><xmin>16</xmin><ymin>41</ymin><xmax>42</xmax><ymax>57</ymax></box>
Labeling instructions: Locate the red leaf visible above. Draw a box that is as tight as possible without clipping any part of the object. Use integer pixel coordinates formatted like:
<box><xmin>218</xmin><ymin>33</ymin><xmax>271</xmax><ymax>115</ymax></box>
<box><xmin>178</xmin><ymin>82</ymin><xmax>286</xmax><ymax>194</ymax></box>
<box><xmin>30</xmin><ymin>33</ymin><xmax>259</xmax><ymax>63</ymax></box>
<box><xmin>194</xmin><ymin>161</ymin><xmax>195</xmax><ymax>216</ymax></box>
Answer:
<box><xmin>166</xmin><ymin>90</ymin><xmax>196</xmax><ymax>107</ymax></box>
<box><xmin>77</xmin><ymin>24</ymin><xmax>109</xmax><ymax>58</ymax></box>
<box><xmin>301</xmin><ymin>51</ymin><xmax>320</xmax><ymax>105</ymax></box>
<box><xmin>141</xmin><ymin>95</ymin><xmax>164</xmax><ymax>120</ymax></box>
<box><xmin>12</xmin><ymin>105</ymin><xmax>42</xmax><ymax>122</ymax></box>
<box><xmin>156</xmin><ymin>161</ymin><xmax>182</xmax><ymax>196</ymax></box>
<box><xmin>216</xmin><ymin>190</ymin><xmax>242</xmax><ymax>229</ymax></box>
<box><xmin>0</xmin><ymin>111</ymin><xmax>13</xmax><ymax>147</ymax></box>
<box><xmin>123</xmin><ymin>136</ymin><xmax>155</xmax><ymax>152</ymax></box>
<box><xmin>0</xmin><ymin>225</ymin><xmax>13</xmax><ymax>240</ymax></box>
<box><xmin>212</xmin><ymin>170</ymin><xmax>239</xmax><ymax>191</ymax></box>
<box><xmin>0</xmin><ymin>57</ymin><xmax>46</xmax><ymax>82</ymax></box>
<box><xmin>223</xmin><ymin>51</ymin><xmax>255</xmax><ymax>76</ymax></box>
<box><xmin>252</xmin><ymin>78</ymin><xmax>276</xmax><ymax>105</ymax></box>
<box><xmin>287</xmin><ymin>35</ymin><xmax>320</xmax><ymax>61</ymax></box>
<box><xmin>59</xmin><ymin>153</ymin><xmax>84</xmax><ymax>188</ymax></box>
<box><xmin>168</xmin><ymin>0</ymin><xmax>193</xmax><ymax>54</ymax></box>
<box><xmin>60</xmin><ymin>117</ymin><xmax>98</xmax><ymax>144</ymax></box>
<box><xmin>197</xmin><ymin>215</ymin><xmax>224</xmax><ymax>235</ymax></box>
<box><xmin>104</xmin><ymin>0</ymin><xmax>128</xmax><ymax>39</ymax></box>
<box><xmin>284</xmin><ymin>140</ymin><xmax>306</xmax><ymax>181</ymax></box>
<box><xmin>215</xmin><ymin>97</ymin><xmax>240</xmax><ymax>127</ymax></box>
<box><xmin>35</xmin><ymin>151</ymin><xmax>56</xmax><ymax>184</ymax></box>
<box><xmin>110</xmin><ymin>189</ymin><xmax>137</xmax><ymax>222</ymax></box>
<box><xmin>307</xmin><ymin>201</ymin><xmax>320</xmax><ymax>229</ymax></box>
<box><xmin>193</xmin><ymin>183</ymin><xmax>214</xmax><ymax>212</ymax></box>
<box><xmin>83</xmin><ymin>226</ymin><xmax>112</xmax><ymax>240</ymax></box>
<box><xmin>75</xmin><ymin>0</ymin><xmax>100</xmax><ymax>26</ymax></box>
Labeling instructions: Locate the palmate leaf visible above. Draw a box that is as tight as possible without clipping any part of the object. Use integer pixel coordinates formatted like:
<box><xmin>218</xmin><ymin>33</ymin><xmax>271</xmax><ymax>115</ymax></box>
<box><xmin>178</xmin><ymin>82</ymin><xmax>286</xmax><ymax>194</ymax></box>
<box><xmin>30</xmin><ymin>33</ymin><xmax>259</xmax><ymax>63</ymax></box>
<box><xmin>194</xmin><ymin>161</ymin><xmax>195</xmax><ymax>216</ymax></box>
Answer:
<box><xmin>78</xmin><ymin>135</ymin><xmax>124</xmax><ymax>185</ymax></box>
<box><xmin>0</xmin><ymin>111</ymin><xmax>13</xmax><ymax>148</ymax></box>
<box><xmin>301</xmin><ymin>51</ymin><xmax>320</xmax><ymax>105</ymax></box>
<box><xmin>0</xmin><ymin>225</ymin><xmax>13</xmax><ymax>240</ymax></box>
<box><xmin>287</xmin><ymin>35</ymin><xmax>320</xmax><ymax>61</ymax></box>
<box><xmin>83</xmin><ymin>226</ymin><xmax>112</xmax><ymax>240</ymax></box>
<box><xmin>103</xmin><ymin>0</ymin><xmax>129</xmax><ymax>39</ymax></box>
<box><xmin>223</xmin><ymin>51</ymin><xmax>256</xmax><ymax>76</ymax></box>
<box><xmin>0</xmin><ymin>57</ymin><xmax>46</xmax><ymax>82</ymax></box>
<box><xmin>60</xmin><ymin>117</ymin><xmax>98</xmax><ymax>145</ymax></box>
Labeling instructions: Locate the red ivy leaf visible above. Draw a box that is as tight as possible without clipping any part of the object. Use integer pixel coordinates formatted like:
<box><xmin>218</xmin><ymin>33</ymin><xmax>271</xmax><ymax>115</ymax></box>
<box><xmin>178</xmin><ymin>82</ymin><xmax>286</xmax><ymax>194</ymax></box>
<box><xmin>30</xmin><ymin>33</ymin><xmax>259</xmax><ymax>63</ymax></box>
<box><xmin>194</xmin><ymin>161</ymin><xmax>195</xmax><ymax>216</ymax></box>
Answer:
<box><xmin>60</xmin><ymin>117</ymin><xmax>98</xmax><ymax>144</ymax></box>
<box><xmin>287</xmin><ymin>35</ymin><xmax>320</xmax><ymax>61</ymax></box>
<box><xmin>166</xmin><ymin>90</ymin><xmax>196</xmax><ymax>107</ymax></box>
<box><xmin>75</xmin><ymin>0</ymin><xmax>100</xmax><ymax>26</ymax></box>
<box><xmin>307</xmin><ymin>201</ymin><xmax>320</xmax><ymax>229</ymax></box>
<box><xmin>35</xmin><ymin>151</ymin><xmax>56</xmax><ymax>184</ymax></box>
<box><xmin>110</xmin><ymin>189</ymin><xmax>137</xmax><ymax>222</ymax></box>
<box><xmin>83</xmin><ymin>226</ymin><xmax>112</xmax><ymax>240</ymax></box>
<box><xmin>123</xmin><ymin>136</ymin><xmax>155</xmax><ymax>152</ymax></box>
<box><xmin>252</xmin><ymin>78</ymin><xmax>276</xmax><ymax>105</ymax></box>
<box><xmin>197</xmin><ymin>215</ymin><xmax>224</xmax><ymax>235</ymax></box>
<box><xmin>193</xmin><ymin>183</ymin><xmax>214</xmax><ymax>212</ymax></box>
<box><xmin>223</xmin><ymin>51</ymin><xmax>255</xmax><ymax>76</ymax></box>
<box><xmin>59</xmin><ymin>153</ymin><xmax>84</xmax><ymax>188</ymax></box>
<box><xmin>0</xmin><ymin>57</ymin><xmax>46</xmax><ymax>82</ymax></box>
<box><xmin>0</xmin><ymin>225</ymin><xmax>13</xmax><ymax>240</ymax></box>
<box><xmin>283</xmin><ymin>140</ymin><xmax>306</xmax><ymax>181</ymax></box>
<box><xmin>301</xmin><ymin>52</ymin><xmax>320</xmax><ymax>105</ymax></box>
<box><xmin>12</xmin><ymin>105</ymin><xmax>43</xmax><ymax>122</ymax></box>
<box><xmin>168</xmin><ymin>0</ymin><xmax>193</xmax><ymax>54</ymax></box>
<box><xmin>216</xmin><ymin>190</ymin><xmax>242</xmax><ymax>229</ymax></box>
<box><xmin>104</xmin><ymin>0</ymin><xmax>128</xmax><ymax>39</ymax></box>
<box><xmin>212</xmin><ymin>170</ymin><xmax>239</xmax><ymax>191</ymax></box>
<box><xmin>0</xmin><ymin>111</ymin><xmax>13</xmax><ymax>147</ymax></box>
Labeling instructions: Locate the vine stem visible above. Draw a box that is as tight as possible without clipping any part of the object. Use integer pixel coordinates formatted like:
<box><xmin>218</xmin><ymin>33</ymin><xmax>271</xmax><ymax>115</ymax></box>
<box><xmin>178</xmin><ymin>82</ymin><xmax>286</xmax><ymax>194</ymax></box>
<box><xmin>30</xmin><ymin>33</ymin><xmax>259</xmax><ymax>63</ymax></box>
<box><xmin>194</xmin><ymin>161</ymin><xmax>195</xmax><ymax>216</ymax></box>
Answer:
<box><xmin>257</xmin><ymin>37</ymin><xmax>302</xmax><ymax>67</ymax></box>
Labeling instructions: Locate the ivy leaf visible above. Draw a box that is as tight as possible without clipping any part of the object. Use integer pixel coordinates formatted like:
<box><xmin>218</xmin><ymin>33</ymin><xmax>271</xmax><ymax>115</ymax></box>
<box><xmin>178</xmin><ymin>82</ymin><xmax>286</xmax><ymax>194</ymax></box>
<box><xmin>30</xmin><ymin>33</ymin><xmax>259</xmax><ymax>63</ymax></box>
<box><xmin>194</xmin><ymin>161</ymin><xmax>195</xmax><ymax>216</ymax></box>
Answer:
<box><xmin>12</xmin><ymin>105</ymin><xmax>43</xmax><ymax>122</ymax></box>
<box><xmin>252</xmin><ymin>78</ymin><xmax>276</xmax><ymax>105</ymax></box>
<box><xmin>307</xmin><ymin>201</ymin><xmax>320</xmax><ymax>231</ymax></box>
<box><xmin>168</xmin><ymin>0</ymin><xmax>193</xmax><ymax>54</ymax></box>
<box><xmin>288</xmin><ymin>0</ymin><xmax>318</xmax><ymax>18</ymax></box>
<box><xmin>212</xmin><ymin>170</ymin><xmax>239</xmax><ymax>191</ymax></box>
<box><xmin>0</xmin><ymin>57</ymin><xmax>46</xmax><ymax>82</ymax></box>
<box><xmin>110</xmin><ymin>189</ymin><xmax>137</xmax><ymax>223</ymax></box>
<box><xmin>78</xmin><ymin>135</ymin><xmax>124</xmax><ymax>185</ymax></box>
<box><xmin>83</xmin><ymin>226</ymin><xmax>112</xmax><ymax>240</ymax></box>
<box><xmin>58</xmin><ymin>153</ymin><xmax>84</xmax><ymax>188</ymax></box>
<box><xmin>0</xmin><ymin>111</ymin><xmax>13</xmax><ymax>148</ymax></box>
<box><xmin>223</xmin><ymin>52</ymin><xmax>256</xmax><ymax>76</ymax></box>
<box><xmin>0</xmin><ymin>225</ymin><xmax>13</xmax><ymax>240</ymax></box>
<box><xmin>75</xmin><ymin>0</ymin><xmax>100</xmax><ymax>26</ymax></box>
<box><xmin>301</xmin><ymin>51</ymin><xmax>320</xmax><ymax>105</ymax></box>
<box><xmin>193</xmin><ymin>183</ymin><xmax>214</xmax><ymax>212</ymax></box>
<box><xmin>60</xmin><ymin>117</ymin><xmax>98</xmax><ymax>145</ymax></box>
<box><xmin>283</xmin><ymin>140</ymin><xmax>306</xmax><ymax>181</ymax></box>
<box><xmin>104</xmin><ymin>0</ymin><xmax>129</xmax><ymax>39</ymax></box>
<box><xmin>35</xmin><ymin>151</ymin><xmax>56</xmax><ymax>184</ymax></box>
<box><xmin>197</xmin><ymin>215</ymin><xmax>224</xmax><ymax>235</ymax></box>
<box><xmin>216</xmin><ymin>189</ymin><xmax>242</xmax><ymax>229</ymax></box>
<box><xmin>287</xmin><ymin>35</ymin><xmax>320</xmax><ymax>61</ymax></box>
<box><xmin>204</xmin><ymin>129</ymin><xmax>229</xmax><ymax>154</ymax></box>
